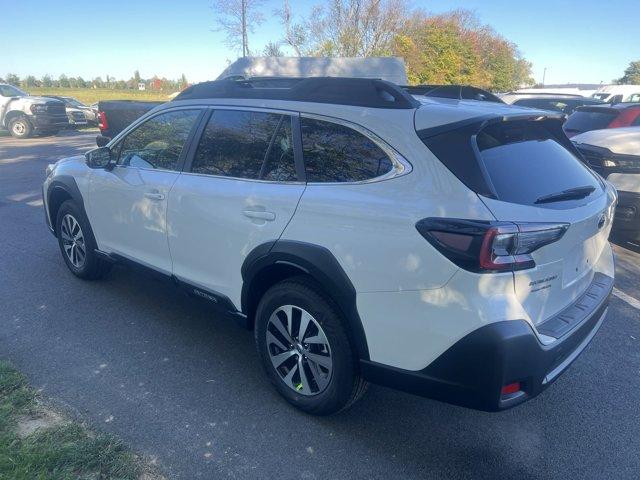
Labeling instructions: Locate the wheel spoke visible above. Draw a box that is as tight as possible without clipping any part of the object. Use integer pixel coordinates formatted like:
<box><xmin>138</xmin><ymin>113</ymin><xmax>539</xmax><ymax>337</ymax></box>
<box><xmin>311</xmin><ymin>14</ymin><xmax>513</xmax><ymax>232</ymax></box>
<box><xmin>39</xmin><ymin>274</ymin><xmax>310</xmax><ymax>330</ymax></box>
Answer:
<box><xmin>305</xmin><ymin>352</ymin><xmax>331</xmax><ymax>369</ymax></box>
<box><xmin>266</xmin><ymin>331</ymin><xmax>288</xmax><ymax>352</ymax></box>
<box><xmin>270</xmin><ymin>350</ymin><xmax>296</xmax><ymax>369</ymax></box>
<box><xmin>269</xmin><ymin>312</ymin><xmax>293</xmax><ymax>344</ymax></box>
<box><xmin>282</xmin><ymin>362</ymin><xmax>298</xmax><ymax>387</ymax></box>
<box><xmin>60</xmin><ymin>230</ymin><xmax>72</xmax><ymax>242</ymax></box>
<box><xmin>307</xmin><ymin>357</ymin><xmax>329</xmax><ymax>391</ymax></box>
<box><xmin>297</xmin><ymin>357</ymin><xmax>312</xmax><ymax>395</ymax></box>
<box><xmin>298</xmin><ymin>311</ymin><xmax>313</xmax><ymax>342</ymax></box>
<box><xmin>302</xmin><ymin>331</ymin><xmax>328</xmax><ymax>346</ymax></box>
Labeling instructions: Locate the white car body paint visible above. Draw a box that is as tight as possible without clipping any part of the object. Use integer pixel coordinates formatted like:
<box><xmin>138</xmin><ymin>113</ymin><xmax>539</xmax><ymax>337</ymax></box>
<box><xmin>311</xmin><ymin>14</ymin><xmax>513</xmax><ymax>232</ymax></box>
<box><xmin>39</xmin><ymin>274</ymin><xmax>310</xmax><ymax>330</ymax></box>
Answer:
<box><xmin>43</xmin><ymin>93</ymin><xmax>616</xmax><ymax>373</ymax></box>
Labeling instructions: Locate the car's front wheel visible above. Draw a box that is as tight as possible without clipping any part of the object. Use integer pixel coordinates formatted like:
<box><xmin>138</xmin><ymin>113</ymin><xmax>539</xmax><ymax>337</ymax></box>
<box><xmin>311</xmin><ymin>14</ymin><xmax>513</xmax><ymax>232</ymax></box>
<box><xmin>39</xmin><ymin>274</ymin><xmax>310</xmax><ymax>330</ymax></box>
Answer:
<box><xmin>55</xmin><ymin>200</ymin><xmax>111</xmax><ymax>279</ymax></box>
<box><xmin>8</xmin><ymin>116</ymin><xmax>32</xmax><ymax>138</ymax></box>
<box><xmin>254</xmin><ymin>277</ymin><xmax>367</xmax><ymax>415</ymax></box>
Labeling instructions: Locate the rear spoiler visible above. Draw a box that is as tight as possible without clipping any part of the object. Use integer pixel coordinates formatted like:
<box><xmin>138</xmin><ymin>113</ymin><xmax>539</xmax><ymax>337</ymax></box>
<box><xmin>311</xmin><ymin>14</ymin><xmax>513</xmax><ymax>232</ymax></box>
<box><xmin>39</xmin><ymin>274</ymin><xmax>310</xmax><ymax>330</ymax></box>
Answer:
<box><xmin>574</xmin><ymin>106</ymin><xmax>619</xmax><ymax>114</ymax></box>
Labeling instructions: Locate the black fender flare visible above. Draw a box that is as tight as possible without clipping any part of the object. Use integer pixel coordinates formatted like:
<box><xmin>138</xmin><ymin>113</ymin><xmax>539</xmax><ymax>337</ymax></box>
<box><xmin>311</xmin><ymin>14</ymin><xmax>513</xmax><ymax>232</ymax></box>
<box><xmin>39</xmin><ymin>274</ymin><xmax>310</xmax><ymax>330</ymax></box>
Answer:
<box><xmin>46</xmin><ymin>175</ymin><xmax>86</xmax><ymax>234</ymax></box>
<box><xmin>241</xmin><ymin>240</ymin><xmax>370</xmax><ymax>361</ymax></box>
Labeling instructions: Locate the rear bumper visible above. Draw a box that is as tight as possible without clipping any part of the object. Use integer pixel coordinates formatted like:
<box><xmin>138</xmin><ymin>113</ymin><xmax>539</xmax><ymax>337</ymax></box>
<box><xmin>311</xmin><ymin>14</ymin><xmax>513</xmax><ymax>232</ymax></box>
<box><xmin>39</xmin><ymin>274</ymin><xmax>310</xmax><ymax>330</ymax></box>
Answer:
<box><xmin>361</xmin><ymin>273</ymin><xmax>613</xmax><ymax>411</ymax></box>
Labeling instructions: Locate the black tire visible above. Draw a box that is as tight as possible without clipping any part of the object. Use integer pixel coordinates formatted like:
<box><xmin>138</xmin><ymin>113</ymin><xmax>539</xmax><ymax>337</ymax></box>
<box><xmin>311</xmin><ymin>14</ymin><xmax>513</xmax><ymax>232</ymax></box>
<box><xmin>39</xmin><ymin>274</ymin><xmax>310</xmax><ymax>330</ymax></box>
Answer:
<box><xmin>254</xmin><ymin>276</ymin><xmax>368</xmax><ymax>415</ymax></box>
<box><xmin>55</xmin><ymin>200</ymin><xmax>111</xmax><ymax>280</ymax></box>
<box><xmin>8</xmin><ymin>116</ymin><xmax>33</xmax><ymax>138</ymax></box>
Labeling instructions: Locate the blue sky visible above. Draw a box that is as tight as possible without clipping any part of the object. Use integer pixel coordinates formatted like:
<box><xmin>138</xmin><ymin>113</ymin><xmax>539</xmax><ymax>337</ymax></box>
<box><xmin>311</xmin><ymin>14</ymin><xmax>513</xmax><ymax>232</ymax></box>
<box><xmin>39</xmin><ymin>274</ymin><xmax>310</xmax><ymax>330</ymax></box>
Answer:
<box><xmin>3</xmin><ymin>0</ymin><xmax>638</xmax><ymax>85</ymax></box>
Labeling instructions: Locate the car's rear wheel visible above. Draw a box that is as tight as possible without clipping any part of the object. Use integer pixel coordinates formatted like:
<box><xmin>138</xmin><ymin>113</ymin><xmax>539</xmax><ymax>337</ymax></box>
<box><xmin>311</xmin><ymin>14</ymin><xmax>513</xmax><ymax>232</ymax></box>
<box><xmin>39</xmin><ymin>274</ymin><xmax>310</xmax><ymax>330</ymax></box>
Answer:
<box><xmin>254</xmin><ymin>277</ymin><xmax>367</xmax><ymax>415</ymax></box>
<box><xmin>55</xmin><ymin>200</ymin><xmax>111</xmax><ymax>279</ymax></box>
<box><xmin>9</xmin><ymin>116</ymin><xmax>32</xmax><ymax>138</ymax></box>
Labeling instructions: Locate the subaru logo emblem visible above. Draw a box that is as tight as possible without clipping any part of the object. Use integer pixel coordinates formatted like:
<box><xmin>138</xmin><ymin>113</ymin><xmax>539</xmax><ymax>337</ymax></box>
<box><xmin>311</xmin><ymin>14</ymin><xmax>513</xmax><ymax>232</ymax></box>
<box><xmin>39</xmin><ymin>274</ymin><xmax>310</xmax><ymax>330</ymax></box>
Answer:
<box><xmin>597</xmin><ymin>213</ymin><xmax>606</xmax><ymax>229</ymax></box>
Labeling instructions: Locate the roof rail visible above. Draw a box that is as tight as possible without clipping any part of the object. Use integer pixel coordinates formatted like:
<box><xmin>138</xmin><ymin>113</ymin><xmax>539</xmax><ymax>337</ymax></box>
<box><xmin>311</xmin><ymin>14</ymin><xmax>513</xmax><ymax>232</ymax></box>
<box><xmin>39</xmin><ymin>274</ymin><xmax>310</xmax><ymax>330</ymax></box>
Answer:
<box><xmin>173</xmin><ymin>77</ymin><xmax>421</xmax><ymax>109</ymax></box>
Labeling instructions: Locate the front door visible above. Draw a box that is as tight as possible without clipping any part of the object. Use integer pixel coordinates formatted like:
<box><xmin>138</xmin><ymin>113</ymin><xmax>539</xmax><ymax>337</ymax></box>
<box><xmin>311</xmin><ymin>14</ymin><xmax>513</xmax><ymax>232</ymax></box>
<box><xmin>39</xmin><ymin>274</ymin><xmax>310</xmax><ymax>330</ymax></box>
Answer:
<box><xmin>87</xmin><ymin>108</ymin><xmax>202</xmax><ymax>273</ymax></box>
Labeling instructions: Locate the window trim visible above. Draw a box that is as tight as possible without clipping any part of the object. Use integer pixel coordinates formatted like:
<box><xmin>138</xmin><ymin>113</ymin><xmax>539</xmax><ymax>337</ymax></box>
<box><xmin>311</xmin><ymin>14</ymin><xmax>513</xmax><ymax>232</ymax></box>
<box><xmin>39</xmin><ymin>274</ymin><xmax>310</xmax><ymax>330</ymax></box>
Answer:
<box><xmin>181</xmin><ymin>106</ymin><xmax>305</xmax><ymax>184</ymax></box>
<box><xmin>110</xmin><ymin>106</ymin><xmax>205</xmax><ymax>173</ymax></box>
<box><xmin>299</xmin><ymin>112</ymin><xmax>412</xmax><ymax>185</ymax></box>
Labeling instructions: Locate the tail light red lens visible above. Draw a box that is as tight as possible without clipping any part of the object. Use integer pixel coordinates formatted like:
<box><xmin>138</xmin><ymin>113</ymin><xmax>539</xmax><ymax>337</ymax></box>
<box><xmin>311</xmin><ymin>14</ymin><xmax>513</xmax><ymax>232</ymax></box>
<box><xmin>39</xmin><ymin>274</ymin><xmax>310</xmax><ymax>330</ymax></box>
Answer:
<box><xmin>97</xmin><ymin>111</ymin><xmax>108</xmax><ymax>131</ymax></box>
<box><xmin>501</xmin><ymin>382</ymin><xmax>521</xmax><ymax>395</ymax></box>
<box><xmin>415</xmin><ymin>218</ymin><xmax>569</xmax><ymax>273</ymax></box>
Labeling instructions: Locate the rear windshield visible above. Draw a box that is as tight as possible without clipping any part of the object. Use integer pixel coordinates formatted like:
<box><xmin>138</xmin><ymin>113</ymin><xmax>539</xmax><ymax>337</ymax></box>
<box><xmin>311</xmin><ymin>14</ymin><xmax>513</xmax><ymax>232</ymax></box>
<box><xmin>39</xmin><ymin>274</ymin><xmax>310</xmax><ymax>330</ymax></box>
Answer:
<box><xmin>476</xmin><ymin>121</ymin><xmax>601</xmax><ymax>206</ymax></box>
<box><xmin>418</xmin><ymin>119</ymin><xmax>602</xmax><ymax>207</ymax></box>
<box><xmin>564</xmin><ymin>109</ymin><xmax>618</xmax><ymax>134</ymax></box>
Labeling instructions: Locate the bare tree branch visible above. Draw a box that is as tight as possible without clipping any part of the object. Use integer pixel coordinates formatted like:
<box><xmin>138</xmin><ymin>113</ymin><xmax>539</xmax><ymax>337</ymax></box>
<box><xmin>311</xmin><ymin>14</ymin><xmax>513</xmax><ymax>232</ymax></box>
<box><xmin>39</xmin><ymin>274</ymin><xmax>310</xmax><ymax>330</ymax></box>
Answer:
<box><xmin>213</xmin><ymin>0</ymin><xmax>266</xmax><ymax>56</ymax></box>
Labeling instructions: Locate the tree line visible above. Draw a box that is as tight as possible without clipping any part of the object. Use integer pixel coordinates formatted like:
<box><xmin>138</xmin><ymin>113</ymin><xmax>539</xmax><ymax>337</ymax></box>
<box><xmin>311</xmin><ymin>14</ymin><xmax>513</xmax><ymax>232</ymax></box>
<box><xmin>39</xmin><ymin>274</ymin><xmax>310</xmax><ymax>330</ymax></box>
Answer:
<box><xmin>1</xmin><ymin>70</ymin><xmax>189</xmax><ymax>91</ymax></box>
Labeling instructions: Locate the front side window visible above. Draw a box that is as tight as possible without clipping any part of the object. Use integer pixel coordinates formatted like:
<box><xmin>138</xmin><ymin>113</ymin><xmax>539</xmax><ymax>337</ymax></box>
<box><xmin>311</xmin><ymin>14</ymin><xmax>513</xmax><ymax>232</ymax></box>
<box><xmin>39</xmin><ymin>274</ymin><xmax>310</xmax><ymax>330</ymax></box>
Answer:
<box><xmin>191</xmin><ymin>110</ymin><xmax>296</xmax><ymax>181</ymax></box>
<box><xmin>301</xmin><ymin>117</ymin><xmax>393</xmax><ymax>182</ymax></box>
<box><xmin>118</xmin><ymin>109</ymin><xmax>200</xmax><ymax>171</ymax></box>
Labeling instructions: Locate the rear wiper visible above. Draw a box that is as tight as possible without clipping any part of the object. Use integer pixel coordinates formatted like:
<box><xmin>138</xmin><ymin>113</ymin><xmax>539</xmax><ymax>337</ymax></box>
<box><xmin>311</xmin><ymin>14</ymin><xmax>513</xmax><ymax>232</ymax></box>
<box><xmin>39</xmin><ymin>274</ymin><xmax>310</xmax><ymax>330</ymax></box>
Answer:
<box><xmin>534</xmin><ymin>185</ymin><xmax>596</xmax><ymax>204</ymax></box>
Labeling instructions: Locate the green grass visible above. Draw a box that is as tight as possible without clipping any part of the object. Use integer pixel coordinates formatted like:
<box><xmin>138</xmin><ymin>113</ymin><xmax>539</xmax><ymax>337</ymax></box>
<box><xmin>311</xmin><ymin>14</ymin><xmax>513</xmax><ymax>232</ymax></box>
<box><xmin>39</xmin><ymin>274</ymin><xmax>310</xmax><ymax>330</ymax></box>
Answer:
<box><xmin>28</xmin><ymin>88</ymin><xmax>170</xmax><ymax>105</ymax></box>
<box><xmin>0</xmin><ymin>361</ymin><xmax>149</xmax><ymax>480</ymax></box>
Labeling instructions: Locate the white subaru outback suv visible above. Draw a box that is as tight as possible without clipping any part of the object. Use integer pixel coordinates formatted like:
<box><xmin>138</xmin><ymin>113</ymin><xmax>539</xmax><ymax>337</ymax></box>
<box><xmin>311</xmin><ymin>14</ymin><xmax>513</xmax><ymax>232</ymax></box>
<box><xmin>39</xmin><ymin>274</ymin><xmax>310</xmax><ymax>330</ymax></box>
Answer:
<box><xmin>43</xmin><ymin>78</ymin><xmax>616</xmax><ymax>415</ymax></box>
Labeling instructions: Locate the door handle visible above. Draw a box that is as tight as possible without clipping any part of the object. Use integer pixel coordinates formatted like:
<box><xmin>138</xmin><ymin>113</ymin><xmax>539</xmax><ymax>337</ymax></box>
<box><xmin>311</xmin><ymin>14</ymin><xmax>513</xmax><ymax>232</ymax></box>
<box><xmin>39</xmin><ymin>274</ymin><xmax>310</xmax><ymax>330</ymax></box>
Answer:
<box><xmin>243</xmin><ymin>209</ymin><xmax>276</xmax><ymax>221</ymax></box>
<box><xmin>144</xmin><ymin>192</ymin><xmax>165</xmax><ymax>201</ymax></box>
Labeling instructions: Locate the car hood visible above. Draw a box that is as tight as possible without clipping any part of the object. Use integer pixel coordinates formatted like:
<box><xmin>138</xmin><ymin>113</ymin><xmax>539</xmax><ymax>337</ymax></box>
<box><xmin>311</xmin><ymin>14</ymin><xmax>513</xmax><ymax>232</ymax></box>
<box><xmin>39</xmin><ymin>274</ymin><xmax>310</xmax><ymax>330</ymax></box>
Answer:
<box><xmin>571</xmin><ymin>127</ymin><xmax>640</xmax><ymax>155</ymax></box>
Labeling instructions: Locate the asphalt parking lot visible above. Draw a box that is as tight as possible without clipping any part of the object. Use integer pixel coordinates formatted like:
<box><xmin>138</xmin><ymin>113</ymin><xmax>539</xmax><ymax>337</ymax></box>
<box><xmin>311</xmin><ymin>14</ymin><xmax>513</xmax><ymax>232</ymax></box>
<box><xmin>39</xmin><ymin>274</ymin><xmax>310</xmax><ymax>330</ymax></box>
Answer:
<box><xmin>1</xmin><ymin>130</ymin><xmax>639</xmax><ymax>480</ymax></box>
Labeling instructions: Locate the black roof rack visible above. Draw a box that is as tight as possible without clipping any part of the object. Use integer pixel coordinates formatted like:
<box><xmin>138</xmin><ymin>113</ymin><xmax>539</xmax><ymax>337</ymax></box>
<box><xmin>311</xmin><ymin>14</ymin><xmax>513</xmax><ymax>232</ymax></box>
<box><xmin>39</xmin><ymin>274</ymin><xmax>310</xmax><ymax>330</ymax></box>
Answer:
<box><xmin>173</xmin><ymin>77</ymin><xmax>421</xmax><ymax>109</ymax></box>
<box><xmin>402</xmin><ymin>84</ymin><xmax>504</xmax><ymax>103</ymax></box>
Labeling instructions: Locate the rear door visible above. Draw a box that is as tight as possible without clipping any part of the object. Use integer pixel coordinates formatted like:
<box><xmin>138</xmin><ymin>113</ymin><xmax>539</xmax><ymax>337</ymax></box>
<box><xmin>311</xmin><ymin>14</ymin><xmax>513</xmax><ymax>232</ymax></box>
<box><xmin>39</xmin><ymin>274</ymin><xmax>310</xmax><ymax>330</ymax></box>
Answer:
<box><xmin>167</xmin><ymin>107</ymin><xmax>305</xmax><ymax>307</ymax></box>
<box><xmin>474</xmin><ymin>120</ymin><xmax>615</xmax><ymax>325</ymax></box>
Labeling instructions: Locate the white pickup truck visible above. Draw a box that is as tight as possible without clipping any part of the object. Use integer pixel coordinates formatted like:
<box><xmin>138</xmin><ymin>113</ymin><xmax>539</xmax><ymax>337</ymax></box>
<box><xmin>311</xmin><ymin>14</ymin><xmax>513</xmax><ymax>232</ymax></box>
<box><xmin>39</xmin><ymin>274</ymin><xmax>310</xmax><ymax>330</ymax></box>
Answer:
<box><xmin>0</xmin><ymin>84</ymin><xmax>69</xmax><ymax>138</ymax></box>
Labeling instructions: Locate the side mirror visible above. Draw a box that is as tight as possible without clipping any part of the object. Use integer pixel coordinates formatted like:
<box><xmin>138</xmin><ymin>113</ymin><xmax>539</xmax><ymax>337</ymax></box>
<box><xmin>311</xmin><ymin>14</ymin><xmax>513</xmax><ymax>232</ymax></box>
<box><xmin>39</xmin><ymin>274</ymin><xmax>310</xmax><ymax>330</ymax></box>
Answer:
<box><xmin>85</xmin><ymin>147</ymin><xmax>115</xmax><ymax>170</ymax></box>
<box><xmin>96</xmin><ymin>134</ymin><xmax>111</xmax><ymax>147</ymax></box>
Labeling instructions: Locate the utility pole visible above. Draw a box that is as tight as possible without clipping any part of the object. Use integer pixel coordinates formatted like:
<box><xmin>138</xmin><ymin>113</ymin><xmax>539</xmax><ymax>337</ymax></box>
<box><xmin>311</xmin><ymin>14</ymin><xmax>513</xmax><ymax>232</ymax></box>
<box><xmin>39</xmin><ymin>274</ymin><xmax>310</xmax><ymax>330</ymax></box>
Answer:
<box><xmin>542</xmin><ymin>67</ymin><xmax>547</xmax><ymax>86</ymax></box>
<box><xmin>242</xmin><ymin>0</ymin><xmax>247</xmax><ymax>57</ymax></box>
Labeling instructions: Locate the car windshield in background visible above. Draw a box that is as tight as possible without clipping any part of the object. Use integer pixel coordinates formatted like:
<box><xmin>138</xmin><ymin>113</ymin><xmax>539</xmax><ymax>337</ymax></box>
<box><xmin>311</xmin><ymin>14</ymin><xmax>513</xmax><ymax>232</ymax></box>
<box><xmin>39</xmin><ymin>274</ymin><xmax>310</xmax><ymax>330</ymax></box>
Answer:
<box><xmin>563</xmin><ymin>109</ymin><xmax>618</xmax><ymax>134</ymax></box>
<box><xmin>592</xmin><ymin>93</ymin><xmax>610</xmax><ymax>101</ymax></box>
<box><xmin>477</xmin><ymin>121</ymin><xmax>601</xmax><ymax>206</ymax></box>
<box><xmin>0</xmin><ymin>85</ymin><xmax>27</xmax><ymax>97</ymax></box>
<box><xmin>63</xmin><ymin>97</ymin><xmax>85</xmax><ymax>108</ymax></box>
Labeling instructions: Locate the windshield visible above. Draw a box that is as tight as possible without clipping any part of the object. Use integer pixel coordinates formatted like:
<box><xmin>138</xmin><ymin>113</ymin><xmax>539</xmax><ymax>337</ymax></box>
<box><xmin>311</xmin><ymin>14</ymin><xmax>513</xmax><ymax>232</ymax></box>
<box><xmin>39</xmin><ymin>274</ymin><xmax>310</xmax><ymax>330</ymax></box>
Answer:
<box><xmin>592</xmin><ymin>93</ymin><xmax>610</xmax><ymax>101</ymax></box>
<box><xmin>0</xmin><ymin>84</ymin><xmax>27</xmax><ymax>97</ymax></box>
<box><xmin>63</xmin><ymin>97</ymin><xmax>85</xmax><ymax>108</ymax></box>
<box><xmin>563</xmin><ymin>109</ymin><xmax>618</xmax><ymax>135</ymax></box>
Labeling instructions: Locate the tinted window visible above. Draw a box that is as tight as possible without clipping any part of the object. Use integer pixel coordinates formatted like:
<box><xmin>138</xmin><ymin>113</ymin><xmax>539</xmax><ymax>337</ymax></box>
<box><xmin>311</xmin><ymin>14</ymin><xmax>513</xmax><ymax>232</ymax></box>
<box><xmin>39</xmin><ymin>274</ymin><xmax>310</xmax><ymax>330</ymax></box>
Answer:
<box><xmin>301</xmin><ymin>117</ymin><xmax>393</xmax><ymax>182</ymax></box>
<box><xmin>118</xmin><ymin>109</ymin><xmax>200</xmax><ymax>171</ymax></box>
<box><xmin>192</xmin><ymin>110</ymin><xmax>296</xmax><ymax>181</ymax></box>
<box><xmin>477</xmin><ymin>121</ymin><xmax>600</xmax><ymax>206</ymax></box>
<box><xmin>515</xmin><ymin>98</ymin><xmax>568</xmax><ymax>113</ymax></box>
<box><xmin>563</xmin><ymin>109</ymin><xmax>618</xmax><ymax>135</ymax></box>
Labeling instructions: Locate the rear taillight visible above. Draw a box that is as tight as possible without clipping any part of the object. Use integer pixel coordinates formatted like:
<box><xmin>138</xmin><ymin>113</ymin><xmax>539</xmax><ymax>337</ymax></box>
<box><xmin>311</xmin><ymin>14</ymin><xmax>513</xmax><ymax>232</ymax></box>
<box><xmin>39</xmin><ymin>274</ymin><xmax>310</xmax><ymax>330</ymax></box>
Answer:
<box><xmin>416</xmin><ymin>218</ymin><xmax>569</xmax><ymax>273</ymax></box>
<box><xmin>608</xmin><ymin>108</ymin><xmax>640</xmax><ymax>128</ymax></box>
<box><xmin>97</xmin><ymin>111</ymin><xmax>108</xmax><ymax>131</ymax></box>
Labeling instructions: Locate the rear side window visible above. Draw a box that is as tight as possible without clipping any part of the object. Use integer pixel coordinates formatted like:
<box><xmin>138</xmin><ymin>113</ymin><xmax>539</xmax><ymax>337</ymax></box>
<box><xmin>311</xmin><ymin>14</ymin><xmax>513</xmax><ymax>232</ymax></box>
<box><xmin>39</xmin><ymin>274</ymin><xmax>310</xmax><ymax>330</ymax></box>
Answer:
<box><xmin>191</xmin><ymin>110</ymin><xmax>296</xmax><ymax>181</ymax></box>
<box><xmin>301</xmin><ymin>117</ymin><xmax>393</xmax><ymax>182</ymax></box>
<box><xmin>476</xmin><ymin>121</ymin><xmax>600</xmax><ymax>205</ymax></box>
<box><xmin>564</xmin><ymin>109</ymin><xmax>618</xmax><ymax>134</ymax></box>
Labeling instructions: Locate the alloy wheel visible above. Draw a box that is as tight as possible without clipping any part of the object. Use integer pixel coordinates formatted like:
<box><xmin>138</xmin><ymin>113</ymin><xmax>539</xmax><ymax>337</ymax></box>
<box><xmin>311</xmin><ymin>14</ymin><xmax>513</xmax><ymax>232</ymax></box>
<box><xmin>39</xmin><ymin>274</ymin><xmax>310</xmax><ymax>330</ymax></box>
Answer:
<box><xmin>266</xmin><ymin>305</ymin><xmax>333</xmax><ymax>396</ymax></box>
<box><xmin>60</xmin><ymin>214</ymin><xmax>86</xmax><ymax>268</ymax></box>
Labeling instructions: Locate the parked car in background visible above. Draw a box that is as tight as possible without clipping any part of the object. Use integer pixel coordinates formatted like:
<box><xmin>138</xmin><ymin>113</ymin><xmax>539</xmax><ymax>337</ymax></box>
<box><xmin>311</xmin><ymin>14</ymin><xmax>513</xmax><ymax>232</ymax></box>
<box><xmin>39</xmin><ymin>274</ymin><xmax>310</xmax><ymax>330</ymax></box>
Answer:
<box><xmin>97</xmin><ymin>100</ymin><xmax>163</xmax><ymax>140</ymax></box>
<box><xmin>573</xmin><ymin>127</ymin><xmax>640</xmax><ymax>243</ymax></box>
<box><xmin>46</xmin><ymin>96</ymin><xmax>98</xmax><ymax>125</ymax></box>
<box><xmin>45</xmin><ymin>95</ymin><xmax>89</xmax><ymax>128</ymax></box>
<box><xmin>500</xmin><ymin>92</ymin><xmax>604</xmax><ymax>114</ymax></box>
<box><xmin>563</xmin><ymin>103</ymin><xmax>640</xmax><ymax>138</ymax></box>
<box><xmin>44</xmin><ymin>77</ymin><xmax>615</xmax><ymax>415</ymax></box>
<box><xmin>0</xmin><ymin>83</ymin><xmax>68</xmax><ymax>138</ymax></box>
<box><xmin>591</xmin><ymin>85</ymin><xmax>640</xmax><ymax>104</ymax></box>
